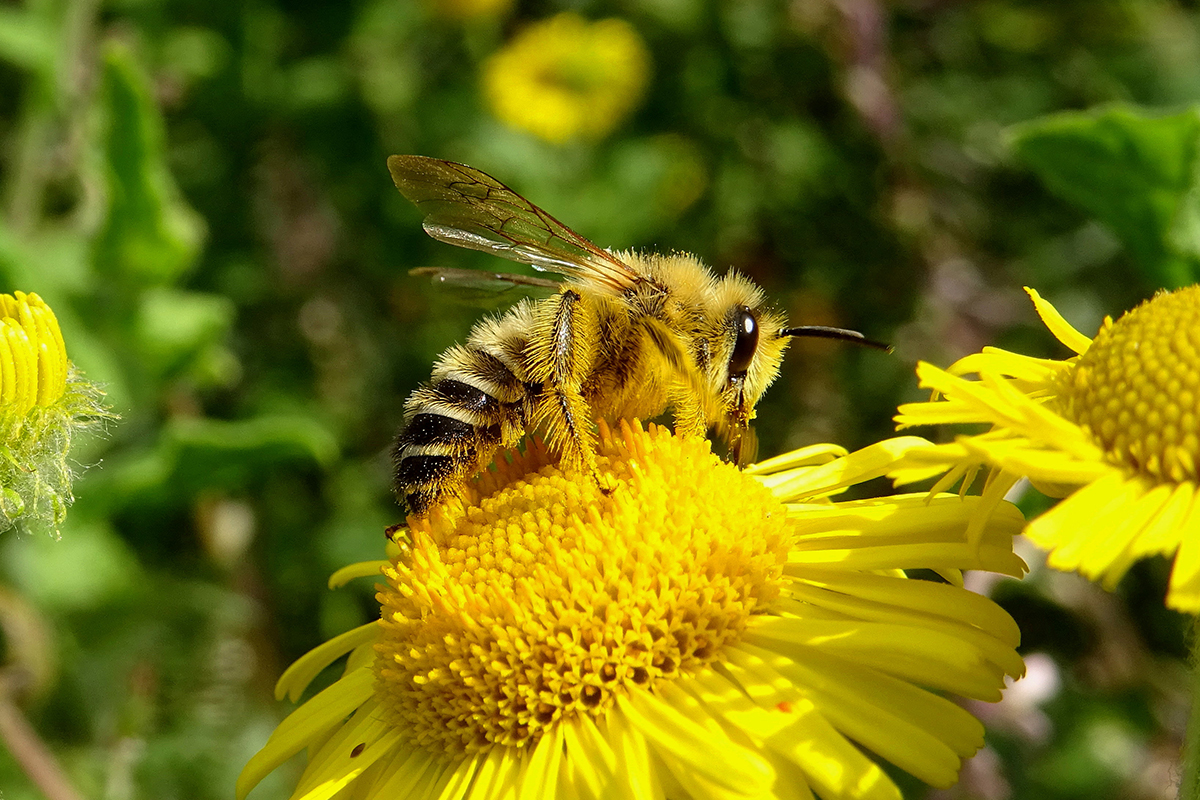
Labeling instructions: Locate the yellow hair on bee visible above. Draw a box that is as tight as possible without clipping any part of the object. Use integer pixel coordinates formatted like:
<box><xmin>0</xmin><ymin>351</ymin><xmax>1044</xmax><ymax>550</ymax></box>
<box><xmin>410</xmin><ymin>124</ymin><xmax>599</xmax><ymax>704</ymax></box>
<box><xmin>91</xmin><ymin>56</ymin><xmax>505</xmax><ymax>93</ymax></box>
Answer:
<box><xmin>388</xmin><ymin>156</ymin><xmax>877</xmax><ymax>515</ymax></box>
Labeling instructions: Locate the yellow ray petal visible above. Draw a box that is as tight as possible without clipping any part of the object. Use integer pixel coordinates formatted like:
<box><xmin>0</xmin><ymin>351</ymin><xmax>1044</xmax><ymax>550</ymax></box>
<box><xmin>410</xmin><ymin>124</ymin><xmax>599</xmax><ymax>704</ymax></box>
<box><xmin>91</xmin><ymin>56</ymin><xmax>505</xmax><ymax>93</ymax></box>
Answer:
<box><xmin>744</xmin><ymin>443</ymin><xmax>848</xmax><ymax>475</ymax></box>
<box><xmin>607</xmin><ymin>702</ymin><xmax>664</xmax><ymax>800</ymax></box>
<box><xmin>329</xmin><ymin>560</ymin><xmax>389</xmax><ymax>588</ymax></box>
<box><xmin>560</xmin><ymin>716</ymin><xmax>617</xmax><ymax>800</ymax></box>
<box><xmin>619</xmin><ymin>687</ymin><xmax>774</xmax><ymax>795</ymax></box>
<box><xmin>237</xmin><ymin>669</ymin><xmax>376</xmax><ymax>800</ymax></box>
<box><xmin>685</xmin><ymin>670</ymin><xmax>901</xmax><ymax>800</ymax></box>
<box><xmin>515</xmin><ymin>724</ymin><xmax>565</xmax><ymax>800</ymax></box>
<box><xmin>1165</xmin><ymin>492</ymin><xmax>1200</xmax><ymax>611</ymax></box>
<box><xmin>1023</xmin><ymin>472</ymin><xmax>1128</xmax><ymax>558</ymax></box>
<box><xmin>726</xmin><ymin>646</ymin><xmax>971</xmax><ymax>788</ymax></box>
<box><xmin>292</xmin><ymin>706</ymin><xmax>402</xmax><ymax>800</ymax></box>
<box><xmin>758</xmin><ymin>437</ymin><xmax>932</xmax><ymax>501</ymax></box>
<box><xmin>779</xmin><ymin>568</ymin><xmax>1021</xmax><ymax>646</ymax></box>
<box><xmin>947</xmin><ymin>347</ymin><xmax>1065</xmax><ymax>383</ymax></box>
<box><xmin>359</xmin><ymin>747</ymin><xmax>441</xmax><ymax>800</ymax></box>
<box><xmin>746</xmin><ymin>618</ymin><xmax>1021</xmax><ymax>699</ymax></box>
<box><xmin>276</xmin><ymin>622</ymin><xmax>379</xmax><ymax>702</ymax></box>
<box><xmin>1025</xmin><ymin>287</ymin><xmax>1092</xmax><ymax>354</ymax></box>
<box><xmin>1080</xmin><ymin>482</ymin><xmax>1175</xmax><ymax>585</ymax></box>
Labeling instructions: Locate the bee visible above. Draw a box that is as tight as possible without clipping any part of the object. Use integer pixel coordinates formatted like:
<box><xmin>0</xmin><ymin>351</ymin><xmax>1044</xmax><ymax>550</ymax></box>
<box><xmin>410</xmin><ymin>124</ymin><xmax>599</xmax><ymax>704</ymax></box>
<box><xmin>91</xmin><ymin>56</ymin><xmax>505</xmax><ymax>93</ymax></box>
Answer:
<box><xmin>388</xmin><ymin>155</ymin><xmax>888</xmax><ymax>515</ymax></box>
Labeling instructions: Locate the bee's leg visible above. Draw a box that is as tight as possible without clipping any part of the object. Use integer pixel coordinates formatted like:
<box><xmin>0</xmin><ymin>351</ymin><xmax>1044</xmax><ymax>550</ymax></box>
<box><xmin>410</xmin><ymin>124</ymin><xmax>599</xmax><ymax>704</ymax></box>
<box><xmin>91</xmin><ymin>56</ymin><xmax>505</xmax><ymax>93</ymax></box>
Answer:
<box><xmin>541</xmin><ymin>385</ymin><xmax>605</xmax><ymax>488</ymax></box>
<box><xmin>641</xmin><ymin>318</ymin><xmax>708</xmax><ymax>439</ymax></box>
<box><xmin>668</xmin><ymin>381</ymin><xmax>707</xmax><ymax>438</ymax></box>
<box><xmin>729</xmin><ymin>425</ymin><xmax>758</xmax><ymax>467</ymax></box>
<box><xmin>529</xmin><ymin>289</ymin><xmax>605</xmax><ymax>488</ymax></box>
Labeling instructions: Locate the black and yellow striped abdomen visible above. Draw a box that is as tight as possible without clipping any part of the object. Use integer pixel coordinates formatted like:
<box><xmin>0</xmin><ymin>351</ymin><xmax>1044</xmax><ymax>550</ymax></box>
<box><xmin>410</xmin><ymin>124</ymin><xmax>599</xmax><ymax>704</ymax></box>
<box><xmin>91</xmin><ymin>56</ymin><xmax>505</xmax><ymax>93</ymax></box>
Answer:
<box><xmin>393</xmin><ymin>304</ymin><xmax>534</xmax><ymax>514</ymax></box>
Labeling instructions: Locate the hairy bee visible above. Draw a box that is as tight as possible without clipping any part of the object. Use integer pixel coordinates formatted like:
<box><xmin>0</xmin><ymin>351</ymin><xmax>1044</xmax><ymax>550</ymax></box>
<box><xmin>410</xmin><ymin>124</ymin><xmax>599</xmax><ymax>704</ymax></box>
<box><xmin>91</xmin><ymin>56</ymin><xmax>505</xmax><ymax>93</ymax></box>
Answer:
<box><xmin>389</xmin><ymin>156</ymin><xmax>886</xmax><ymax>515</ymax></box>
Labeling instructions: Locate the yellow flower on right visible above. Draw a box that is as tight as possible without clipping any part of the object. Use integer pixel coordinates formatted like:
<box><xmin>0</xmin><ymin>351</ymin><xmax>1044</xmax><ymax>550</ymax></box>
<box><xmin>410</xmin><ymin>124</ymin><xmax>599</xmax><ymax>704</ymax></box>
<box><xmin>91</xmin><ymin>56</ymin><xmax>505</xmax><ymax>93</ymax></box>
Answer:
<box><xmin>893</xmin><ymin>285</ymin><xmax>1200</xmax><ymax>611</ymax></box>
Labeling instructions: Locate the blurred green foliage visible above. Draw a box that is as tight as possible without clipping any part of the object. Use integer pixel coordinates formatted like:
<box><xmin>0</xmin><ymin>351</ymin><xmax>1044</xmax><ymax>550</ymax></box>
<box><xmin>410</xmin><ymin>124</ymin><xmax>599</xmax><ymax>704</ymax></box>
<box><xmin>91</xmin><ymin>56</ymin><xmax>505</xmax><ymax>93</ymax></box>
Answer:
<box><xmin>1012</xmin><ymin>105</ymin><xmax>1200</xmax><ymax>289</ymax></box>
<box><xmin>0</xmin><ymin>0</ymin><xmax>1196</xmax><ymax>798</ymax></box>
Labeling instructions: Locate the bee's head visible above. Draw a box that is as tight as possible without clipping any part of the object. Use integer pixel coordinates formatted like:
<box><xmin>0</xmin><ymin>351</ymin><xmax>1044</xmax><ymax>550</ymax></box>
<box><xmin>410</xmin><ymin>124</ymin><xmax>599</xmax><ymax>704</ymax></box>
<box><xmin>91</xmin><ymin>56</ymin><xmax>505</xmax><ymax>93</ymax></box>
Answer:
<box><xmin>701</xmin><ymin>274</ymin><xmax>790</xmax><ymax>456</ymax></box>
<box><xmin>703</xmin><ymin>272</ymin><xmax>888</xmax><ymax>464</ymax></box>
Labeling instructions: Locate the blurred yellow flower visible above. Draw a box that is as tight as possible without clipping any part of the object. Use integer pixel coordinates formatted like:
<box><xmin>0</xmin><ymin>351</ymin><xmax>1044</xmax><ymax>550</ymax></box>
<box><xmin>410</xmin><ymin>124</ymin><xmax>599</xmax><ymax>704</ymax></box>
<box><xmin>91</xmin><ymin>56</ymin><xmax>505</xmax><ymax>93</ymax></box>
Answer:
<box><xmin>240</xmin><ymin>421</ymin><xmax>1026</xmax><ymax>800</ymax></box>
<box><xmin>427</xmin><ymin>0</ymin><xmax>513</xmax><ymax>21</ymax></box>
<box><xmin>483</xmin><ymin>13</ymin><xmax>650</xmax><ymax>144</ymax></box>
<box><xmin>0</xmin><ymin>291</ymin><xmax>110</xmax><ymax>534</ymax></box>
<box><xmin>894</xmin><ymin>286</ymin><xmax>1200</xmax><ymax>611</ymax></box>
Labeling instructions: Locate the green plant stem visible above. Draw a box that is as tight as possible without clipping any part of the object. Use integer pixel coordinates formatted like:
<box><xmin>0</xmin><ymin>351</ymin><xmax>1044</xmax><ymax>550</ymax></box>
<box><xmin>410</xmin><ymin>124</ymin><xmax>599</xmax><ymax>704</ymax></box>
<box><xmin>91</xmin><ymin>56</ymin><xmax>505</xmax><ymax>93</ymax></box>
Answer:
<box><xmin>0</xmin><ymin>669</ymin><xmax>85</xmax><ymax>800</ymax></box>
<box><xmin>2</xmin><ymin>0</ymin><xmax>99</xmax><ymax>235</ymax></box>
<box><xmin>1185</xmin><ymin>617</ymin><xmax>1200</xmax><ymax>800</ymax></box>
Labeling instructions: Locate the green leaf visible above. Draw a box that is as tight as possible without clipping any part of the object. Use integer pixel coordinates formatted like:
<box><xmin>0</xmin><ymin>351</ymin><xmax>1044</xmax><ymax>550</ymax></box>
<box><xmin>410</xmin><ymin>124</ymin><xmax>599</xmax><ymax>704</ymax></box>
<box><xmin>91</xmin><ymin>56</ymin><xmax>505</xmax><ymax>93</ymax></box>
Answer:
<box><xmin>90</xmin><ymin>415</ymin><xmax>340</xmax><ymax>511</ymax></box>
<box><xmin>92</xmin><ymin>41</ymin><xmax>204</xmax><ymax>286</ymax></box>
<box><xmin>135</xmin><ymin>287</ymin><xmax>236</xmax><ymax>379</ymax></box>
<box><xmin>1009</xmin><ymin>104</ymin><xmax>1200</xmax><ymax>288</ymax></box>
<box><xmin>0</xmin><ymin>7</ymin><xmax>55</xmax><ymax>73</ymax></box>
<box><xmin>3</xmin><ymin>516</ymin><xmax>143</xmax><ymax>612</ymax></box>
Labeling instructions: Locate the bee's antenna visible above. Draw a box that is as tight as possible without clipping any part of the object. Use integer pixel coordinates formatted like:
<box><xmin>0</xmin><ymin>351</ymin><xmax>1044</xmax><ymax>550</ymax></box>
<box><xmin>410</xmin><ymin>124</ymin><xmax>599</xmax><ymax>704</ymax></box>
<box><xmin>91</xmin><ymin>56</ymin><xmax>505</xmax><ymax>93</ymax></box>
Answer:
<box><xmin>780</xmin><ymin>326</ymin><xmax>893</xmax><ymax>353</ymax></box>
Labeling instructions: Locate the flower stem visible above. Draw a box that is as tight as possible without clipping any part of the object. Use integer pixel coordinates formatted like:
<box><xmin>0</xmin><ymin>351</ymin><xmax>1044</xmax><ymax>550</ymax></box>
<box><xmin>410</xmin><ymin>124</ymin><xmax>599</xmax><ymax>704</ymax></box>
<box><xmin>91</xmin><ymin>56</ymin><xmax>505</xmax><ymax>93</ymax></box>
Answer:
<box><xmin>1184</xmin><ymin>617</ymin><xmax>1200</xmax><ymax>800</ymax></box>
<box><xmin>0</xmin><ymin>670</ymin><xmax>86</xmax><ymax>800</ymax></box>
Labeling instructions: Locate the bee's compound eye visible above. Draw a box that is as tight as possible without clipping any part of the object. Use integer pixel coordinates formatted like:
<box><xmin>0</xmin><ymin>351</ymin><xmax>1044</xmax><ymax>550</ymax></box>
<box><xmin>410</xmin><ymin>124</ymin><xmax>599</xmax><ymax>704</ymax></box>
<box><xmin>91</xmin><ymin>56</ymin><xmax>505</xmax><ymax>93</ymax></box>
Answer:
<box><xmin>728</xmin><ymin>306</ymin><xmax>759</xmax><ymax>378</ymax></box>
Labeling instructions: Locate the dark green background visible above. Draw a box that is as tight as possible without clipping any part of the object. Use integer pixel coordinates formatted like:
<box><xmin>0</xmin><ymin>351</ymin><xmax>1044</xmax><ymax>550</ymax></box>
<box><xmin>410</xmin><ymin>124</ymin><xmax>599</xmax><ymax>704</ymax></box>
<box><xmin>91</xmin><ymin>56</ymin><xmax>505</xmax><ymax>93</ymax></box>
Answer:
<box><xmin>0</xmin><ymin>1</ymin><xmax>1196</xmax><ymax>798</ymax></box>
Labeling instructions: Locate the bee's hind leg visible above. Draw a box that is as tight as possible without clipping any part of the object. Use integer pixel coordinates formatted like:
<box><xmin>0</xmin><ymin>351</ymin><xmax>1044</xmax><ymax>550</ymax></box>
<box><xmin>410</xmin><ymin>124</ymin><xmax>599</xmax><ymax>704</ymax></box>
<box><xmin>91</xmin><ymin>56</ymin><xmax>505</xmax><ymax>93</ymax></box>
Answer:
<box><xmin>547</xmin><ymin>388</ymin><xmax>609</xmax><ymax>494</ymax></box>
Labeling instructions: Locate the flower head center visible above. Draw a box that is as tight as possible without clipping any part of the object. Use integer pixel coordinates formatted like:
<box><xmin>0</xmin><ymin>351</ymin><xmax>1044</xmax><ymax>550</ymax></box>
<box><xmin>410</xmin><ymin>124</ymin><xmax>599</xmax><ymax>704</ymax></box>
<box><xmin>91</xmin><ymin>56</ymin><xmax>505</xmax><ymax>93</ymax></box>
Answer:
<box><xmin>1058</xmin><ymin>284</ymin><xmax>1200</xmax><ymax>483</ymax></box>
<box><xmin>373</xmin><ymin>422</ymin><xmax>789</xmax><ymax>756</ymax></box>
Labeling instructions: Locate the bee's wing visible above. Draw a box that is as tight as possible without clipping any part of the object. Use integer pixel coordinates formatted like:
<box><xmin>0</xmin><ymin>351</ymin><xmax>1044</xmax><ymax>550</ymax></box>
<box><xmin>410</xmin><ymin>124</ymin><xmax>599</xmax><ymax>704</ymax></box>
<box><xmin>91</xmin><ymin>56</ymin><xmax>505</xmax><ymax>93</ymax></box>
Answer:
<box><xmin>388</xmin><ymin>156</ymin><xmax>641</xmax><ymax>295</ymax></box>
<box><xmin>409</xmin><ymin>267</ymin><xmax>560</xmax><ymax>309</ymax></box>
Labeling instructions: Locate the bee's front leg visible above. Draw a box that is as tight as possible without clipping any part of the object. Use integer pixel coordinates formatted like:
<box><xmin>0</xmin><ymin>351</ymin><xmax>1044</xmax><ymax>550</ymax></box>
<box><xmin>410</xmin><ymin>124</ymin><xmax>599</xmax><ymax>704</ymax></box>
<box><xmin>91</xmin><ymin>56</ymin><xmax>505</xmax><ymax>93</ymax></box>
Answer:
<box><xmin>528</xmin><ymin>289</ymin><xmax>605</xmax><ymax>488</ymax></box>
<box><xmin>641</xmin><ymin>317</ymin><xmax>708</xmax><ymax>440</ymax></box>
<box><xmin>668</xmin><ymin>382</ymin><xmax>707</xmax><ymax>439</ymax></box>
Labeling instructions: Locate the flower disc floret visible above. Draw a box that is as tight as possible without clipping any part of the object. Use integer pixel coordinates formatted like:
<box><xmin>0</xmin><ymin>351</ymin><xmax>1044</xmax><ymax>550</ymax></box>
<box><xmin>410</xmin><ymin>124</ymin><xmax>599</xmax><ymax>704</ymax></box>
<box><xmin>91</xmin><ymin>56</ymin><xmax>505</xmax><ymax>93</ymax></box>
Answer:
<box><xmin>374</xmin><ymin>423</ymin><xmax>789</xmax><ymax>755</ymax></box>
<box><xmin>1057</xmin><ymin>285</ymin><xmax>1200</xmax><ymax>483</ymax></box>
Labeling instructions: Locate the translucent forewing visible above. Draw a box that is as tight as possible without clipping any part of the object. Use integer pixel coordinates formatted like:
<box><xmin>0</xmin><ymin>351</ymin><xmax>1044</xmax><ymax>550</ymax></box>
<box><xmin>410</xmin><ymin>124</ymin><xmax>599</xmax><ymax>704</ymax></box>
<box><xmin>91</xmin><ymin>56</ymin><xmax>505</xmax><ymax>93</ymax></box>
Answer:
<box><xmin>387</xmin><ymin>156</ymin><xmax>640</xmax><ymax>295</ymax></box>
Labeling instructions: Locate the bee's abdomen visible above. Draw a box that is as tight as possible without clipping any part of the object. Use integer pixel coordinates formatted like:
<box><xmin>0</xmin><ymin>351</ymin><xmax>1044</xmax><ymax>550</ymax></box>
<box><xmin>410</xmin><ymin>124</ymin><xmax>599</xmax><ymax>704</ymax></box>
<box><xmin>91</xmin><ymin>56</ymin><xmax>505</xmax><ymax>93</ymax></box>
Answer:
<box><xmin>393</xmin><ymin>452</ymin><xmax>457</xmax><ymax>514</ymax></box>
<box><xmin>393</xmin><ymin>367</ymin><xmax>523</xmax><ymax>515</ymax></box>
<box><xmin>427</xmin><ymin>378</ymin><xmax>503</xmax><ymax>415</ymax></box>
<box><xmin>400</xmin><ymin>411</ymin><xmax>477</xmax><ymax>446</ymax></box>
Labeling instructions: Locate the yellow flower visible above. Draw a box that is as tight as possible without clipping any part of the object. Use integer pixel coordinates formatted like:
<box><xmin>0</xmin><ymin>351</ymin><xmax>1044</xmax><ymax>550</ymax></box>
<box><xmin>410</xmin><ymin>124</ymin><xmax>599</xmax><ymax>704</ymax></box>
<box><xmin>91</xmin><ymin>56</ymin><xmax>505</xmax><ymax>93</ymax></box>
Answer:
<box><xmin>482</xmin><ymin>13</ymin><xmax>650</xmax><ymax>144</ymax></box>
<box><xmin>239</xmin><ymin>421</ymin><xmax>1026</xmax><ymax>800</ymax></box>
<box><xmin>894</xmin><ymin>285</ymin><xmax>1200</xmax><ymax>611</ymax></box>
<box><xmin>0</xmin><ymin>291</ymin><xmax>109</xmax><ymax>534</ymax></box>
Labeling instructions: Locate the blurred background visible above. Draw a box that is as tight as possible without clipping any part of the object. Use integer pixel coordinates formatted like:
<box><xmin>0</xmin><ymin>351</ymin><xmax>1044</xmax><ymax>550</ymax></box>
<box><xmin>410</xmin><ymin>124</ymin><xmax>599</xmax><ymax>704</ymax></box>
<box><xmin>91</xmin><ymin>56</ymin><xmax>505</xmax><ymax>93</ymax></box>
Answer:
<box><xmin>0</xmin><ymin>0</ymin><xmax>1197</xmax><ymax>798</ymax></box>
